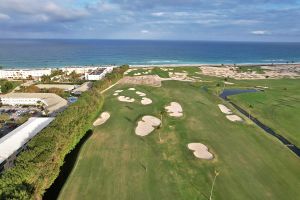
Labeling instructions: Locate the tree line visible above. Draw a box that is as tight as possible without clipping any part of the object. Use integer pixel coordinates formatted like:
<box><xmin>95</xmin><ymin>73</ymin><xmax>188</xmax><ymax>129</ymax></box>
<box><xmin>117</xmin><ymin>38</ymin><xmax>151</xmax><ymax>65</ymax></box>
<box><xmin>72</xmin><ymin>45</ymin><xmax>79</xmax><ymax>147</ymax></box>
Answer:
<box><xmin>0</xmin><ymin>65</ymin><xmax>129</xmax><ymax>199</ymax></box>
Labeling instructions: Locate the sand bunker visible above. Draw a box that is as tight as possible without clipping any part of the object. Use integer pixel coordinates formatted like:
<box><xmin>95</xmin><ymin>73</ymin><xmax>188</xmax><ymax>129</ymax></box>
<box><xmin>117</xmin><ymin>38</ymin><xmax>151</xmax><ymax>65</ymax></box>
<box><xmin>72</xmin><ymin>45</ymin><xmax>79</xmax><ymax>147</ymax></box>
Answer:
<box><xmin>141</xmin><ymin>97</ymin><xmax>152</xmax><ymax>105</ymax></box>
<box><xmin>93</xmin><ymin>112</ymin><xmax>110</xmax><ymax>126</ymax></box>
<box><xmin>224</xmin><ymin>81</ymin><xmax>234</xmax><ymax>85</ymax></box>
<box><xmin>218</xmin><ymin>104</ymin><xmax>232</xmax><ymax>114</ymax></box>
<box><xmin>118</xmin><ymin>96</ymin><xmax>135</xmax><ymax>102</ymax></box>
<box><xmin>115</xmin><ymin>90</ymin><xmax>123</xmax><ymax>93</ymax></box>
<box><xmin>136</xmin><ymin>91</ymin><xmax>146</xmax><ymax>97</ymax></box>
<box><xmin>187</xmin><ymin>143</ymin><xmax>214</xmax><ymax>160</ymax></box>
<box><xmin>165</xmin><ymin>102</ymin><xmax>183</xmax><ymax>117</ymax></box>
<box><xmin>226</xmin><ymin>115</ymin><xmax>243</xmax><ymax>122</ymax></box>
<box><xmin>128</xmin><ymin>88</ymin><xmax>136</xmax><ymax>91</ymax></box>
<box><xmin>135</xmin><ymin>116</ymin><xmax>161</xmax><ymax>136</ymax></box>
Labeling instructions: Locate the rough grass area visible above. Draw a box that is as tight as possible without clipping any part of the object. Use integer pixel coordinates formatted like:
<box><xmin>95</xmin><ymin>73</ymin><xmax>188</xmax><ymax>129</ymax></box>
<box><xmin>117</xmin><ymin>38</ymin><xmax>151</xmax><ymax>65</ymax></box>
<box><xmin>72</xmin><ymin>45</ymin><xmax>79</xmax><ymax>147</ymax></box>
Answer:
<box><xmin>125</xmin><ymin>66</ymin><xmax>202</xmax><ymax>78</ymax></box>
<box><xmin>229</xmin><ymin>78</ymin><xmax>300</xmax><ymax>146</ymax></box>
<box><xmin>236</xmin><ymin>66</ymin><xmax>266</xmax><ymax>74</ymax></box>
<box><xmin>59</xmin><ymin>80</ymin><xmax>300</xmax><ymax>200</ymax></box>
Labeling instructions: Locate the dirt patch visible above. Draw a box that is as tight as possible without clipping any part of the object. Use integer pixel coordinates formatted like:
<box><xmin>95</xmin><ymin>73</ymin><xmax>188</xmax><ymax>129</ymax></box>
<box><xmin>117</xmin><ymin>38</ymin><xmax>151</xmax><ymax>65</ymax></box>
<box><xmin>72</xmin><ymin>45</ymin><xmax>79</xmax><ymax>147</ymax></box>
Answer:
<box><xmin>120</xmin><ymin>75</ymin><xmax>162</xmax><ymax>87</ymax></box>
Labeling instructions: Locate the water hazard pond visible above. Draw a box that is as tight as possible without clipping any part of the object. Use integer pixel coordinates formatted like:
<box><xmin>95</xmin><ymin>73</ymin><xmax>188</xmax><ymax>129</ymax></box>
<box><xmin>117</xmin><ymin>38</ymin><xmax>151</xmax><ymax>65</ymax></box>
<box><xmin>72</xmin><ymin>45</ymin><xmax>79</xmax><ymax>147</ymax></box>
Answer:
<box><xmin>220</xmin><ymin>89</ymin><xmax>300</xmax><ymax>158</ymax></box>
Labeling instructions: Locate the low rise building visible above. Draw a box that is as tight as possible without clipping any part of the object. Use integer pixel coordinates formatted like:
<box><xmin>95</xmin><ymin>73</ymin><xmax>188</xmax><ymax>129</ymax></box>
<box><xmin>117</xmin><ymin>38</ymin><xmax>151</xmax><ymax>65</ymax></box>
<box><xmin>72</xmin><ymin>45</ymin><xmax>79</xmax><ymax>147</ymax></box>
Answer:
<box><xmin>0</xmin><ymin>93</ymin><xmax>68</xmax><ymax>115</ymax></box>
<box><xmin>85</xmin><ymin>67</ymin><xmax>113</xmax><ymax>81</ymax></box>
<box><xmin>0</xmin><ymin>117</ymin><xmax>54</xmax><ymax>172</ymax></box>
<box><xmin>0</xmin><ymin>69</ymin><xmax>51</xmax><ymax>80</ymax></box>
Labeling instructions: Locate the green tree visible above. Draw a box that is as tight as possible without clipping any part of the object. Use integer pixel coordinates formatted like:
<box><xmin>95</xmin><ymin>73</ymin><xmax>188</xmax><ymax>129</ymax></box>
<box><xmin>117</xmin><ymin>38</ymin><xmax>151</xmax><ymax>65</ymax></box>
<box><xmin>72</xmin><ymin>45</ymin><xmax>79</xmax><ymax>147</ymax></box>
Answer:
<box><xmin>41</xmin><ymin>75</ymin><xmax>51</xmax><ymax>83</ymax></box>
<box><xmin>0</xmin><ymin>113</ymin><xmax>10</xmax><ymax>122</ymax></box>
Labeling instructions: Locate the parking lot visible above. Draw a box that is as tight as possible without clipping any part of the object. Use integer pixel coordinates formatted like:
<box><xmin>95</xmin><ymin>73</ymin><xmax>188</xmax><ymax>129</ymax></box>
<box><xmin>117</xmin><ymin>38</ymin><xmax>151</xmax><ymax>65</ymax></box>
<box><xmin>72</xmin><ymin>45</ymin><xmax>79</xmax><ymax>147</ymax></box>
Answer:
<box><xmin>0</xmin><ymin>106</ymin><xmax>43</xmax><ymax>138</ymax></box>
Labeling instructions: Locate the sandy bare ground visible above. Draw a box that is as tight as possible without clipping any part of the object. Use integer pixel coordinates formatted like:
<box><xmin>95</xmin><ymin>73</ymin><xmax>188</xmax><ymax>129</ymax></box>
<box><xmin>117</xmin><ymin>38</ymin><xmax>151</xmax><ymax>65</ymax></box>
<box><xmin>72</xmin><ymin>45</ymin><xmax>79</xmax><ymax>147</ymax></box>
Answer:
<box><xmin>93</xmin><ymin>112</ymin><xmax>110</xmax><ymax>126</ymax></box>
<box><xmin>187</xmin><ymin>143</ymin><xmax>214</xmax><ymax>160</ymax></box>
<box><xmin>118</xmin><ymin>96</ymin><xmax>135</xmax><ymax>102</ymax></box>
<box><xmin>200</xmin><ymin>65</ymin><xmax>300</xmax><ymax>80</ymax></box>
<box><xmin>135</xmin><ymin>116</ymin><xmax>161</xmax><ymax>136</ymax></box>
<box><xmin>120</xmin><ymin>75</ymin><xmax>162</xmax><ymax>87</ymax></box>
<box><xmin>226</xmin><ymin>115</ymin><xmax>243</xmax><ymax>122</ymax></box>
<box><xmin>136</xmin><ymin>91</ymin><xmax>146</xmax><ymax>97</ymax></box>
<box><xmin>218</xmin><ymin>104</ymin><xmax>232</xmax><ymax>114</ymax></box>
<box><xmin>165</xmin><ymin>102</ymin><xmax>183</xmax><ymax>117</ymax></box>
<box><xmin>141</xmin><ymin>97</ymin><xmax>152</xmax><ymax>105</ymax></box>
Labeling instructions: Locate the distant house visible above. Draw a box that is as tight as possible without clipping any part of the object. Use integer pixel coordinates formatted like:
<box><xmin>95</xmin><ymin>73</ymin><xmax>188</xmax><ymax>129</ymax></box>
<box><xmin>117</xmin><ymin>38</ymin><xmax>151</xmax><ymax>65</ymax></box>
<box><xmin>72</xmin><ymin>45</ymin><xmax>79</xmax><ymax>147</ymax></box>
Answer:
<box><xmin>0</xmin><ymin>117</ymin><xmax>54</xmax><ymax>172</ymax></box>
<box><xmin>0</xmin><ymin>69</ymin><xmax>51</xmax><ymax>80</ymax></box>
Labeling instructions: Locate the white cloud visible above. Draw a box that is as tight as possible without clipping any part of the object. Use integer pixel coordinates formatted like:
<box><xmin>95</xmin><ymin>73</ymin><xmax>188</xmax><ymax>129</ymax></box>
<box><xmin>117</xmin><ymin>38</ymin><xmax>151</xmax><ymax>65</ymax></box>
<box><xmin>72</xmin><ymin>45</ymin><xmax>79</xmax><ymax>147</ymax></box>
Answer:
<box><xmin>0</xmin><ymin>13</ymin><xmax>10</xmax><ymax>20</ymax></box>
<box><xmin>141</xmin><ymin>30</ymin><xmax>149</xmax><ymax>33</ymax></box>
<box><xmin>151</xmin><ymin>12</ymin><xmax>165</xmax><ymax>16</ymax></box>
<box><xmin>251</xmin><ymin>30</ymin><xmax>271</xmax><ymax>35</ymax></box>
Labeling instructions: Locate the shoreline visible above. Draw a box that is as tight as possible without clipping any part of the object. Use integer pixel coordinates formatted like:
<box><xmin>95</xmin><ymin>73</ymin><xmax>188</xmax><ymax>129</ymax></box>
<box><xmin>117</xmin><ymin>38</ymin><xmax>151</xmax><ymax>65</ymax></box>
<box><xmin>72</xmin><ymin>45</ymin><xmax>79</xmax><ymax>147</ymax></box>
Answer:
<box><xmin>1</xmin><ymin>62</ymin><xmax>300</xmax><ymax>70</ymax></box>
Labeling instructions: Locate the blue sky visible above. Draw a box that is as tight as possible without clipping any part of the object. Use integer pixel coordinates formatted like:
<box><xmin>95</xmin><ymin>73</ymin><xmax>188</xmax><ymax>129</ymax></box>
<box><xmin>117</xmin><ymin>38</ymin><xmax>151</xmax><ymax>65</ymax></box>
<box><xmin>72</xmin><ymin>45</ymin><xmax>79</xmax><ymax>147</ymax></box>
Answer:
<box><xmin>0</xmin><ymin>0</ymin><xmax>300</xmax><ymax>41</ymax></box>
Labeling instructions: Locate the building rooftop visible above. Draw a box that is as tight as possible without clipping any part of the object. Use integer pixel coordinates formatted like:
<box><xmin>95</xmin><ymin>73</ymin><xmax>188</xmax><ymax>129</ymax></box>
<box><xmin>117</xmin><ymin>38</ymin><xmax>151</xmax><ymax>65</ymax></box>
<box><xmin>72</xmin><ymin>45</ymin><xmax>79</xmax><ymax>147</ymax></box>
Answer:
<box><xmin>89</xmin><ymin>68</ymin><xmax>105</xmax><ymax>75</ymax></box>
<box><xmin>0</xmin><ymin>93</ymin><xmax>68</xmax><ymax>114</ymax></box>
<box><xmin>0</xmin><ymin>117</ymin><xmax>54</xmax><ymax>164</ymax></box>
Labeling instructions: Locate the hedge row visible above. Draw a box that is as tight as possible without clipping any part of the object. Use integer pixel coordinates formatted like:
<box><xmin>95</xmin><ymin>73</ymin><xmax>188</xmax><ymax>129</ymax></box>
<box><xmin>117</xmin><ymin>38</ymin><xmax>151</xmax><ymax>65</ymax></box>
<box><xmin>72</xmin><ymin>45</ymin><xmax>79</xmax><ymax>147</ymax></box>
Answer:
<box><xmin>0</xmin><ymin>65</ymin><xmax>129</xmax><ymax>200</ymax></box>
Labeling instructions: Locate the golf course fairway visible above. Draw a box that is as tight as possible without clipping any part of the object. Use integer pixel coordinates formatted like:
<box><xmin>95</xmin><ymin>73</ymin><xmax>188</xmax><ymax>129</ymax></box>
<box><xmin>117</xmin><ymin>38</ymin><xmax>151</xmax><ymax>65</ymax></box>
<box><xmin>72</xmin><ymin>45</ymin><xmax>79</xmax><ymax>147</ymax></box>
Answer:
<box><xmin>58</xmin><ymin>80</ymin><xmax>300</xmax><ymax>200</ymax></box>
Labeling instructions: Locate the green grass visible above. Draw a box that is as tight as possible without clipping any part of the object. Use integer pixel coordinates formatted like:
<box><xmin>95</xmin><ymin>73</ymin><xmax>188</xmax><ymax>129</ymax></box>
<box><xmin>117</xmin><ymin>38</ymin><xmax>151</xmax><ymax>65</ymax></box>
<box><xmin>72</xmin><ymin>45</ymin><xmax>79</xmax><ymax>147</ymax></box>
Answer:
<box><xmin>228</xmin><ymin>78</ymin><xmax>300</xmax><ymax>146</ymax></box>
<box><xmin>236</xmin><ymin>66</ymin><xmax>266</xmax><ymax>74</ymax></box>
<box><xmin>59</xmin><ymin>80</ymin><xmax>300</xmax><ymax>200</ymax></box>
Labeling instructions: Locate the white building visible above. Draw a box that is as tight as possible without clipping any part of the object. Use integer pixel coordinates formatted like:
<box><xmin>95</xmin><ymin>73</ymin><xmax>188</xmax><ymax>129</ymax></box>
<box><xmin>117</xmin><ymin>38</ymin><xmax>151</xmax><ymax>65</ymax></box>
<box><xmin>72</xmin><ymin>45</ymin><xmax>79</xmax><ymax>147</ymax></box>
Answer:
<box><xmin>0</xmin><ymin>117</ymin><xmax>54</xmax><ymax>171</ymax></box>
<box><xmin>85</xmin><ymin>67</ymin><xmax>114</xmax><ymax>81</ymax></box>
<box><xmin>0</xmin><ymin>69</ymin><xmax>51</xmax><ymax>80</ymax></box>
<box><xmin>0</xmin><ymin>93</ymin><xmax>68</xmax><ymax>114</ymax></box>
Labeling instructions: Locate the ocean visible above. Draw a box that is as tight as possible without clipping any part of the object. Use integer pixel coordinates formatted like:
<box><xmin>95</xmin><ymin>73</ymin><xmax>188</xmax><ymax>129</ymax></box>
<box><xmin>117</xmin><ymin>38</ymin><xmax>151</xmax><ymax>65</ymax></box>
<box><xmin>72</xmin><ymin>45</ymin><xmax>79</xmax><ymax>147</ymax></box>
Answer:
<box><xmin>0</xmin><ymin>39</ymin><xmax>300</xmax><ymax>68</ymax></box>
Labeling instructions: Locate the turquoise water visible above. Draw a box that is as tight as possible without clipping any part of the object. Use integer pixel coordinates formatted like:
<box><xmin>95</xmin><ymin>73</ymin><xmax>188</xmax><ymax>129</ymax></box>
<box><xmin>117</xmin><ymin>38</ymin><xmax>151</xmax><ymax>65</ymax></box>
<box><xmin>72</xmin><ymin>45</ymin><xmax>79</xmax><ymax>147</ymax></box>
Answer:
<box><xmin>0</xmin><ymin>39</ymin><xmax>300</xmax><ymax>68</ymax></box>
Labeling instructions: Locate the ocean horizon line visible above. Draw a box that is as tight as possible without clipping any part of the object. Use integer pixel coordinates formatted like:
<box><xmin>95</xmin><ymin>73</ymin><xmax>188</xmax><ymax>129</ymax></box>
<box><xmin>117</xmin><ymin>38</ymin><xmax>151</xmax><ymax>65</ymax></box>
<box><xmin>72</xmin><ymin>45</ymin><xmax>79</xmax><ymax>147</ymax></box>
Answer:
<box><xmin>1</xmin><ymin>38</ymin><xmax>300</xmax><ymax>44</ymax></box>
<box><xmin>1</xmin><ymin>62</ymin><xmax>300</xmax><ymax>70</ymax></box>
